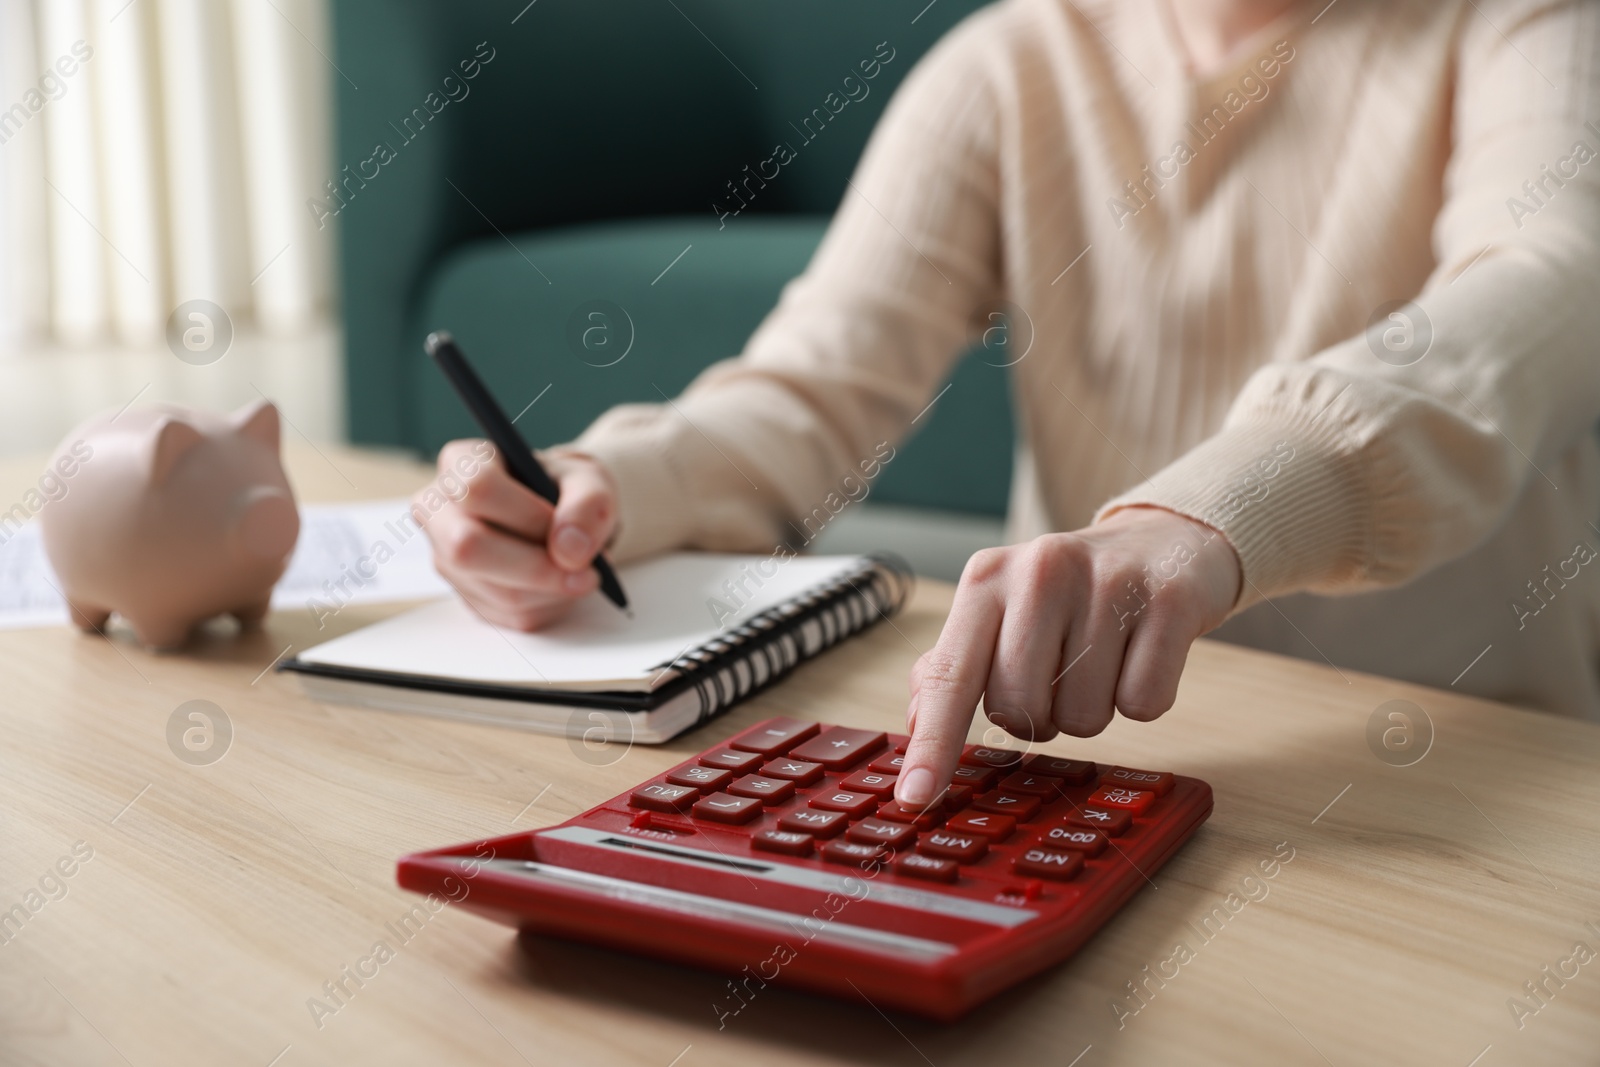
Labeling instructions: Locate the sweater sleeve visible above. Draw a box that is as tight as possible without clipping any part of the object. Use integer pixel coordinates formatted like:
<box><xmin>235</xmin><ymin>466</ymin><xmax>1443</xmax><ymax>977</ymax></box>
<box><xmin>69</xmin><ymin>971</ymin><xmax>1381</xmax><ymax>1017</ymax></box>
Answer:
<box><xmin>564</xmin><ymin>27</ymin><xmax>1003</xmax><ymax>563</ymax></box>
<box><xmin>1098</xmin><ymin>0</ymin><xmax>1600</xmax><ymax>610</ymax></box>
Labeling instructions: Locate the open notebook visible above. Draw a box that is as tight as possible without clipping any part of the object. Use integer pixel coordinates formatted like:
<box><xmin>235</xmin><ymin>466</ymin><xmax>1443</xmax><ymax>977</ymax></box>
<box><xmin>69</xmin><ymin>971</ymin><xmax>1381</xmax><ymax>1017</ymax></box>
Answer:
<box><xmin>280</xmin><ymin>552</ymin><xmax>911</xmax><ymax>743</ymax></box>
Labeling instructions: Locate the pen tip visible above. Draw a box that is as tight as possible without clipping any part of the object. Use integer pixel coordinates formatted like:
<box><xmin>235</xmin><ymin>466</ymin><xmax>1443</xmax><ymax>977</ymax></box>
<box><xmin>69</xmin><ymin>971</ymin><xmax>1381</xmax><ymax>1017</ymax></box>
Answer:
<box><xmin>624</xmin><ymin>609</ymin><xmax>635</xmax><ymax>620</ymax></box>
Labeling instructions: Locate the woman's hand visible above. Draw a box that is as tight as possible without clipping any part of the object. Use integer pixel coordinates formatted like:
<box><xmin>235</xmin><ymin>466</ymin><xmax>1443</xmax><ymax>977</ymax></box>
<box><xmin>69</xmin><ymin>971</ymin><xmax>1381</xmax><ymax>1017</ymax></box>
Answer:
<box><xmin>413</xmin><ymin>440</ymin><xmax>620</xmax><ymax>631</ymax></box>
<box><xmin>894</xmin><ymin>507</ymin><xmax>1242</xmax><ymax>807</ymax></box>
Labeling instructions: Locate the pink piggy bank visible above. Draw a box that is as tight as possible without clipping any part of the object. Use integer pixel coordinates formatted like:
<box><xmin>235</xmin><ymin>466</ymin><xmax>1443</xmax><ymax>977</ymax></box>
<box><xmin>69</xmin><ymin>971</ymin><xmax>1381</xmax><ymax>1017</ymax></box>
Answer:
<box><xmin>39</xmin><ymin>399</ymin><xmax>300</xmax><ymax>649</ymax></box>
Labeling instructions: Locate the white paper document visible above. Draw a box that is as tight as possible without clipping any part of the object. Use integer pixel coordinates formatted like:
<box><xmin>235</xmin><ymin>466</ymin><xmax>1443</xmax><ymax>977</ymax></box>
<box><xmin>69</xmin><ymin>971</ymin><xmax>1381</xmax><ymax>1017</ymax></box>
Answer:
<box><xmin>0</xmin><ymin>498</ymin><xmax>452</xmax><ymax>630</ymax></box>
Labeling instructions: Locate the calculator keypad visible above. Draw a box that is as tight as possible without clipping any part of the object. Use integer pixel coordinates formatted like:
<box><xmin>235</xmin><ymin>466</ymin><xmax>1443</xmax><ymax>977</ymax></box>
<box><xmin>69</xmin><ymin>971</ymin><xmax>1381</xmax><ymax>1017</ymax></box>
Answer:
<box><xmin>410</xmin><ymin>716</ymin><xmax>1213</xmax><ymax>1024</ymax></box>
<box><xmin>620</xmin><ymin>718</ymin><xmax>1187</xmax><ymax>893</ymax></box>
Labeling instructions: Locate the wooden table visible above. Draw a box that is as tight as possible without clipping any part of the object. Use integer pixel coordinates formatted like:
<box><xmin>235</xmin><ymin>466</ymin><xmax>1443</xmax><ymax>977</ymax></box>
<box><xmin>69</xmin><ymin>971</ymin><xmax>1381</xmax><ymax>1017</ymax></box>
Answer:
<box><xmin>2</xmin><ymin>445</ymin><xmax>1598</xmax><ymax>1066</ymax></box>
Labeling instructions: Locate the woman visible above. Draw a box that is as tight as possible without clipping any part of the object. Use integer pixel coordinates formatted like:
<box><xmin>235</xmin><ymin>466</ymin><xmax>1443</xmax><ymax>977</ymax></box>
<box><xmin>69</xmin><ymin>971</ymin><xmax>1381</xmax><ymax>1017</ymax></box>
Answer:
<box><xmin>416</xmin><ymin>0</ymin><xmax>1600</xmax><ymax>809</ymax></box>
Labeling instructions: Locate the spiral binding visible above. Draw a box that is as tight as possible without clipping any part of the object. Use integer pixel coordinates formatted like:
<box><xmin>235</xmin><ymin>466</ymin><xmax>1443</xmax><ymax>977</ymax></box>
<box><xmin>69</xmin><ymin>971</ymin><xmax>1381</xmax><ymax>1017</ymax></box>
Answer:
<box><xmin>645</xmin><ymin>554</ymin><xmax>915</xmax><ymax>725</ymax></box>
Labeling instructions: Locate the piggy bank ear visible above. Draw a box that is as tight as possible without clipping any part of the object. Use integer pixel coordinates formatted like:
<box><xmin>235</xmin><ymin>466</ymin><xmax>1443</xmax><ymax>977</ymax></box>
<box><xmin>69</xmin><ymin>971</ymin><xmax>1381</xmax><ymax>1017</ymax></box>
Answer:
<box><xmin>150</xmin><ymin>417</ymin><xmax>204</xmax><ymax>485</ymax></box>
<box><xmin>232</xmin><ymin>399</ymin><xmax>281</xmax><ymax>452</ymax></box>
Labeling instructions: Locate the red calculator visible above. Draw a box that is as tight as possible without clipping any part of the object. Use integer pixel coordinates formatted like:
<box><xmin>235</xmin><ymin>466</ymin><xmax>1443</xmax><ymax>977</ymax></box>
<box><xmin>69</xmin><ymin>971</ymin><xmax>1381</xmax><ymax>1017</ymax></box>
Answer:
<box><xmin>398</xmin><ymin>717</ymin><xmax>1212</xmax><ymax>1020</ymax></box>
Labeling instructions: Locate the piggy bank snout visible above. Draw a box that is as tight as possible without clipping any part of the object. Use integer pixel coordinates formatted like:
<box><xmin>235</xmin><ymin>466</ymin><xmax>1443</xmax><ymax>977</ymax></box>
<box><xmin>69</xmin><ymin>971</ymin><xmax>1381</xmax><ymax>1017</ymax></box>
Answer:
<box><xmin>236</xmin><ymin>487</ymin><xmax>299</xmax><ymax>561</ymax></box>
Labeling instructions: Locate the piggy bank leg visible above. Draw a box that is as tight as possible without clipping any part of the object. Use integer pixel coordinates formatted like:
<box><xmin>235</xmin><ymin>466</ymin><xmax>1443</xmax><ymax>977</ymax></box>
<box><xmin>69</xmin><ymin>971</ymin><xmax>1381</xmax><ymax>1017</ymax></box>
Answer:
<box><xmin>127</xmin><ymin>615</ymin><xmax>195</xmax><ymax>651</ymax></box>
<box><xmin>66</xmin><ymin>602</ymin><xmax>112</xmax><ymax>633</ymax></box>
<box><xmin>231</xmin><ymin>600</ymin><xmax>270</xmax><ymax>628</ymax></box>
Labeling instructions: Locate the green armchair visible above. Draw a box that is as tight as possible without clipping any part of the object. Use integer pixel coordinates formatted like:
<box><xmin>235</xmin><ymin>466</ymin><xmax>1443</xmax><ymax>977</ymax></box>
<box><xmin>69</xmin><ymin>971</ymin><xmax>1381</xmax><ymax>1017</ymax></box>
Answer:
<box><xmin>329</xmin><ymin>0</ymin><xmax>1012</xmax><ymax>517</ymax></box>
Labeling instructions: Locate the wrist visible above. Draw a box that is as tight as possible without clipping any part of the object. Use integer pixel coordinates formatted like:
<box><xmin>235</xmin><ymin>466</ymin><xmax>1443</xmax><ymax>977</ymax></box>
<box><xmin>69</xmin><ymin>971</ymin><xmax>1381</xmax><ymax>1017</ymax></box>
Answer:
<box><xmin>1100</xmin><ymin>505</ymin><xmax>1243</xmax><ymax>620</ymax></box>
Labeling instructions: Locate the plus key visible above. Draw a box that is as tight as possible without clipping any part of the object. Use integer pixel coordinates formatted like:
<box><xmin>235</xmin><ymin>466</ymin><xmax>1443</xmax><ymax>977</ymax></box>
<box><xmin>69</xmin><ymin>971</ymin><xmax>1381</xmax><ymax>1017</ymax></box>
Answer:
<box><xmin>788</xmin><ymin>727</ymin><xmax>886</xmax><ymax>770</ymax></box>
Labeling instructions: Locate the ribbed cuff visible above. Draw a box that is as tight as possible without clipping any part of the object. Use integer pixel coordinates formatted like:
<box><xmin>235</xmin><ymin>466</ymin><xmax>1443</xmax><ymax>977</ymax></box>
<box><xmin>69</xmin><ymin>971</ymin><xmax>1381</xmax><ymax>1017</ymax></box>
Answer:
<box><xmin>1095</xmin><ymin>412</ymin><xmax>1371</xmax><ymax>612</ymax></box>
<box><xmin>563</xmin><ymin>410</ymin><xmax>699</xmax><ymax>565</ymax></box>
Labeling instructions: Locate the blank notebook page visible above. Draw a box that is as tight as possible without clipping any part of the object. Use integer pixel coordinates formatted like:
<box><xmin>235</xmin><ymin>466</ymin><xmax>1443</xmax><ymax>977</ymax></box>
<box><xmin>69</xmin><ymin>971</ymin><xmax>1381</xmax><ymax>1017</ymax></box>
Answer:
<box><xmin>294</xmin><ymin>553</ymin><xmax>870</xmax><ymax>692</ymax></box>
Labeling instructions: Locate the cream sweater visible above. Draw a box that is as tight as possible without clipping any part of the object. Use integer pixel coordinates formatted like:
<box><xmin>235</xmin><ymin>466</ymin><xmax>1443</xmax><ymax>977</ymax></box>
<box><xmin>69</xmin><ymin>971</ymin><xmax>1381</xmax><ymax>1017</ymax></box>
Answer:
<box><xmin>573</xmin><ymin>0</ymin><xmax>1600</xmax><ymax>718</ymax></box>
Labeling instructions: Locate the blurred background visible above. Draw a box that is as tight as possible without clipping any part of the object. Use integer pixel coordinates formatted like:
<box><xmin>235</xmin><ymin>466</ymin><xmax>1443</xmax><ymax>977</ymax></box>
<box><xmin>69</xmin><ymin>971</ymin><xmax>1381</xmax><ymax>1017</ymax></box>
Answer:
<box><xmin>0</xmin><ymin>0</ymin><xmax>1017</xmax><ymax>577</ymax></box>
<box><xmin>0</xmin><ymin>0</ymin><xmax>339</xmax><ymax>445</ymax></box>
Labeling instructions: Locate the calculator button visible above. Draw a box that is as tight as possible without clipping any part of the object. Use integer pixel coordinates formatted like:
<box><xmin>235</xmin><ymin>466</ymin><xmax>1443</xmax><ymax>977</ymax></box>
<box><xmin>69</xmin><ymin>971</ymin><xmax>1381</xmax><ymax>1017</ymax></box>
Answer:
<box><xmin>1087</xmin><ymin>785</ymin><xmax>1156</xmax><ymax>815</ymax></box>
<box><xmin>698</xmin><ymin>747</ymin><xmax>765</xmax><ymax>774</ymax></box>
<box><xmin>950</xmin><ymin>765</ymin><xmax>999</xmax><ymax>790</ymax></box>
<box><xmin>788</xmin><ymin>727</ymin><xmax>887</xmax><ymax>769</ymax></box>
<box><xmin>666</xmin><ymin>766</ymin><xmax>733</xmax><ymax>792</ymax></box>
<box><xmin>868</xmin><ymin>753</ymin><xmax>907</xmax><ymax>774</ymax></box>
<box><xmin>630</xmin><ymin>783</ymin><xmax>699</xmax><ymax>813</ymax></box>
<box><xmin>894</xmin><ymin>738</ymin><xmax>909</xmax><ymax>754</ymax></box>
<box><xmin>1023</xmin><ymin>755</ymin><xmax>1097</xmax><ymax>784</ymax></box>
<box><xmin>875</xmin><ymin>801</ymin><xmax>942</xmax><ymax>830</ymax></box>
<box><xmin>778</xmin><ymin>808</ymin><xmax>848</xmax><ymax>838</ymax></box>
<box><xmin>943</xmin><ymin>783</ymin><xmax>975</xmax><ymax>811</ymax></box>
<box><xmin>762</xmin><ymin>758</ymin><xmax>824</xmax><ymax>785</ymax></box>
<box><xmin>728</xmin><ymin>717</ymin><xmax>821</xmax><ymax>756</ymax></box>
<box><xmin>727</xmin><ymin>775</ymin><xmax>796</xmax><ymax>803</ymax></box>
<box><xmin>751</xmin><ymin>830</ymin><xmax>814</xmax><ymax>857</ymax></box>
<box><xmin>822</xmin><ymin>840</ymin><xmax>887</xmax><ymax>866</ymax></box>
<box><xmin>1100</xmin><ymin>767</ymin><xmax>1175</xmax><ymax>796</ymax></box>
<box><xmin>691</xmin><ymin>792</ymin><xmax>764</xmax><ymax>824</ymax></box>
<box><xmin>1037</xmin><ymin>824</ymin><xmax>1107</xmax><ymax>856</ymax></box>
<box><xmin>839</xmin><ymin>770</ymin><xmax>898</xmax><ymax>797</ymax></box>
<box><xmin>945</xmin><ymin>811</ymin><xmax>1015</xmax><ymax>841</ymax></box>
<box><xmin>999</xmin><ymin>772</ymin><xmax>1065</xmax><ymax>797</ymax></box>
<box><xmin>918</xmin><ymin>830</ymin><xmax>989</xmax><ymax>864</ymax></box>
<box><xmin>1066</xmin><ymin>807</ymin><xmax>1133</xmax><ymax>835</ymax></box>
<box><xmin>846</xmin><ymin>818</ymin><xmax>916</xmax><ymax>850</ymax></box>
<box><xmin>809</xmin><ymin>790</ymin><xmax>878</xmax><ymax>819</ymax></box>
<box><xmin>1014</xmin><ymin>846</ymin><xmax>1084</xmax><ymax>881</ymax></box>
<box><xmin>972</xmin><ymin>793</ymin><xmax>1042</xmax><ymax>821</ymax></box>
<box><xmin>960</xmin><ymin>745</ymin><xmax>1025</xmax><ymax>769</ymax></box>
<box><xmin>895</xmin><ymin>852</ymin><xmax>959</xmax><ymax>883</ymax></box>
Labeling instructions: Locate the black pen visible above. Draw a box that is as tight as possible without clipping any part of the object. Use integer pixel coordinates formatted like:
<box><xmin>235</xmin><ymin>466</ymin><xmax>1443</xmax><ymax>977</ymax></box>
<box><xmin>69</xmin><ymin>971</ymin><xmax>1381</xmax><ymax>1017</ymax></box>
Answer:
<box><xmin>424</xmin><ymin>330</ymin><xmax>631</xmax><ymax>614</ymax></box>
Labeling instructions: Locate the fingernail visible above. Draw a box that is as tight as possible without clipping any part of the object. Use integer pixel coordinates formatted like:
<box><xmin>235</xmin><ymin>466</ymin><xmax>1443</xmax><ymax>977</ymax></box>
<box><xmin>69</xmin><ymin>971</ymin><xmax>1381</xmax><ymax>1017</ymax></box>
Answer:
<box><xmin>553</xmin><ymin>526</ymin><xmax>592</xmax><ymax>567</ymax></box>
<box><xmin>563</xmin><ymin>571</ymin><xmax>591</xmax><ymax>594</ymax></box>
<box><xmin>898</xmin><ymin>767</ymin><xmax>934</xmax><ymax>806</ymax></box>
